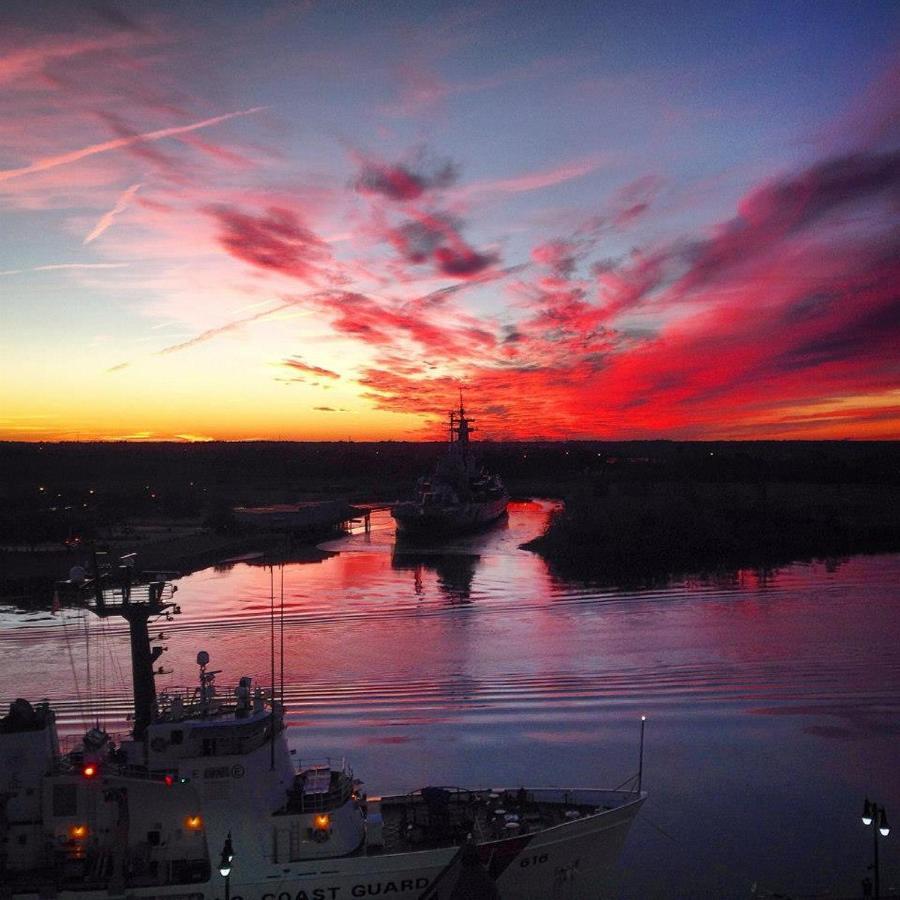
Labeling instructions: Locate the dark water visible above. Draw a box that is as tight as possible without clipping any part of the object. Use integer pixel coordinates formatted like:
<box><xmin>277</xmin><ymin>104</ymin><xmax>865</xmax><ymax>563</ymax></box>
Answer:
<box><xmin>2</xmin><ymin>500</ymin><xmax>899</xmax><ymax>898</ymax></box>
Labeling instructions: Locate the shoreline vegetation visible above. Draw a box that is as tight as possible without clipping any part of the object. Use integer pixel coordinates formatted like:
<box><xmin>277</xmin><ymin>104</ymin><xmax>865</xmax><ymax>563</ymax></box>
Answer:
<box><xmin>521</xmin><ymin>480</ymin><xmax>900</xmax><ymax>586</ymax></box>
<box><xmin>1</xmin><ymin>439</ymin><xmax>898</xmax><ymax>602</ymax></box>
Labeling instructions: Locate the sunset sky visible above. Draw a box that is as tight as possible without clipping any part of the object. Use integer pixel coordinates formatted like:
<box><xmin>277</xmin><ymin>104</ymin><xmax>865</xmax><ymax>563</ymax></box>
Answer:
<box><xmin>1</xmin><ymin>1</ymin><xmax>898</xmax><ymax>442</ymax></box>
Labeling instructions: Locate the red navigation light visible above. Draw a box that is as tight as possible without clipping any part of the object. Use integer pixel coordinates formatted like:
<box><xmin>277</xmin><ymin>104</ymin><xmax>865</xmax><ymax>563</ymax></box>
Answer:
<box><xmin>164</xmin><ymin>774</ymin><xmax>174</xmax><ymax>786</ymax></box>
<box><xmin>82</xmin><ymin>764</ymin><xmax>98</xmax><ymax>779</ymax></box>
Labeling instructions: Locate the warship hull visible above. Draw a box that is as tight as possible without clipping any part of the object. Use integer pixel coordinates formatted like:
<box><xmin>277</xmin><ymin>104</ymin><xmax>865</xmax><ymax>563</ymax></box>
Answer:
<box><xmin>392</xmin><ymin>495</ymin><xmax>509</xmax><ymax>537</ymax></box>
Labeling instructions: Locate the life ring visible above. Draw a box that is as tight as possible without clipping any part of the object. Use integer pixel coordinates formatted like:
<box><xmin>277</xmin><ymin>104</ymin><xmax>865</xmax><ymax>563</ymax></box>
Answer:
<box><xmin>312</xmin><ymin>828</ymin><xmax>329</xmax><ymax>843</ymax></box>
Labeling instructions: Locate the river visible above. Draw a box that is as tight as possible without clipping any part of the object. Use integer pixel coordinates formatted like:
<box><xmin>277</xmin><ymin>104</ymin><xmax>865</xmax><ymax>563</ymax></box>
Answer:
<box><xmin>1</xmin><ymin>500</ymin><xmax>898</xmax><ymax>898</ymax></box>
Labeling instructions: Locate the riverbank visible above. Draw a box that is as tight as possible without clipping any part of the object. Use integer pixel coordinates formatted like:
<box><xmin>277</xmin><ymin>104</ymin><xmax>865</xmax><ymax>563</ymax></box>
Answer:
<box><xmin>0</xmin><ymin>530</ymin><xmax>334</xmax><ymax>606</ymax></box>
<box><xmin>3</xmin><ymin>440</ymin><xmax>898</xmax><ymax>598</ymax></box>
<box><xmin>522</xmin><ymin>481</ymin><xmax>900</xmax><ymax>585</ymax></box>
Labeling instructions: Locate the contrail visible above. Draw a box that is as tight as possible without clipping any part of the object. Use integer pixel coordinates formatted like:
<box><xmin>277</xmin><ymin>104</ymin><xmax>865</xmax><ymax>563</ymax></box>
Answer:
<box><xmin>155</xmin><ymin>299</ymin><xmax>298</xmax><ymax>356</ymax></box>
<box><xmin>84</xmin><ymin>182</ymin><xmax>142</xmax><ymax>244</ymax></box>
<box><xmin>0</xmin><ymin>107</ymin><xmax>267</xmax><ymax>183</ymax></box>
<box><xmin>0</xmin><ymin>262</ymin><xmax>130</xmax><ymax>276</ymax></box>
<box><xmin>106</xmin><ymin>296</ymin><xmax>317</xmax><ymax>374</ymax></box>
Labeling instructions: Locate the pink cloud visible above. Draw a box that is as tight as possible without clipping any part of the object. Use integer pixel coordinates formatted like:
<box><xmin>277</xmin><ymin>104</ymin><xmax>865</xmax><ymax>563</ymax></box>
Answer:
<box><xmin>281</xmin><ymin>357</ymin><xmax>341</xmax><ymax>379</ymax></box>
<box><xmin>0</xmin><ymin>32</ymin><xmax>144</xmax><ymax>86</ymax></box>
<box><xmin>384</xmin><ymin>210</ymin><xmax>498</xmax><ymax>279</ymax></box>
<box><xmin>207</xmin><ymin>205</ymin><xmax>331</xmax><ymax>282</ymax></box>
<box><xmin>609</xmin><ymin>174</ymin><xmax>666</xmax><ymax>227</ymax></box>
<box><xmin>355</xmin><ymin>158</ymin><xmax>457</xmax><ymax>201</ymax></box>
<box><xmin>456</xmin><ymin>154</ymin><xmax>612</xmax><ymax>199</ymax></box>
<box><xmin>353</xmin><ymin>149</ymin><xmax>900</xmax><ymax>439</ymax></box>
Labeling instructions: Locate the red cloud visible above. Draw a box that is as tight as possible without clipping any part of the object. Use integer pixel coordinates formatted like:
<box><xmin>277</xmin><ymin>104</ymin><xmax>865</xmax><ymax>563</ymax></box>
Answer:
<box><xmin>434</xmin><ymin>244</ymin><xmax>497</xmax><ymax>278</ymax></box>
<box><xmin>208</xmin><ymin>205</ymin><xmax>330</xmax><ymax>281</ymax></box>
<box><xmin>313</xmin><ymin>291</ymin><xmax>498</xmax><ymax>359</ymax></box>
<box><xmin>679</xmin><ymin>150</ymin><xmax>900</xmax><ymax>291</ymax></box>
<box><xmin>531</xmin><ymin>240</ymin><xmax>577</xmax><ymax>277</ymax></box>
<box><xmin>386</xmin><ymin>211</ymin><xmax>498</xmax><ymax>279</ymax></box>
<box><xmin>355</xmin><ymin>149</ymin><xmax>900</xmax><ymax>440</ymax></box>
<box><xmin>355</xmin><ymin>159</ymin><xmax>457</xmax><ymax>201</ymax></box>
<box><xmin>282</xmin><ymin>357</ymin><xmax>340</xmax><ymax>379</ymax></box>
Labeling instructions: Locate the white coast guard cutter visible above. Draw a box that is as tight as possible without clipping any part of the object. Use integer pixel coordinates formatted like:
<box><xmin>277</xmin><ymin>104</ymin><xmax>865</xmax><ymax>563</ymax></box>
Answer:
<box><xmin>0</xmin><ymin>564</ymin><xmax>644</xmax><ymax>899</ymax></box>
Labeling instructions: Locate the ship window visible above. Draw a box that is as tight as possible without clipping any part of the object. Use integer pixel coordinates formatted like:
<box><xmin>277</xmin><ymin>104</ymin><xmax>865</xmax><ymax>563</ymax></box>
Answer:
<box><xmin>52</xmin><ymin>783</ymin><xmax>77</xmax><ymax>816</ymax></box>
<box><xmin>170</xmin><ymin>729</ymin><xmax>183</xmax><ymax>745</ymax></box>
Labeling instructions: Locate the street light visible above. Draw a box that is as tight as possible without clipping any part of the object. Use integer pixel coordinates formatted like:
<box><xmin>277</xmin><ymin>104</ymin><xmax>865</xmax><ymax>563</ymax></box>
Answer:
<box><xmin>219</xmin><ymin>831</ymin><xmax>234</xmax><ymax>900</ymax></box>
<box><xmin>862</xmin><ymin>798</ymin><xmax>890</xmax><ymax>898</ymax></box>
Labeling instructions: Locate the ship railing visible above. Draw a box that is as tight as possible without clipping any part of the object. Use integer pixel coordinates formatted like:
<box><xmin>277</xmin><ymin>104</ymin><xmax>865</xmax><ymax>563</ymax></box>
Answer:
<box><xmin>58</xmin><ymin>731</ymin><xmax>128</xmax><ymax>757</ymax></box>
<box><xmin>288</xmin><ymin>780</ymin><xmax>355</xmax><ymax>813</ymax></box>
<box><xmin>296</xmin><ymin>755</ymin><xmax>352</xmax><ymax>777</ymax></box>
<box><xmin>91</xmin><ymin>581</ymin><xmax>177</xmax><ymax>609</ymax></box>
<box><xmin>156</xmin><ymin>684</ymin><xmax>278</xmax><ymax>720</ymax></box>
<box><xmin>282</xmin><ymin>757</ymin><xmax>356</xmax><ymax>813</ymax></box>
<box><xmin>54</xmin><ymin>736</ymin><xmax>167</xmax><ymax>782</ymax></box>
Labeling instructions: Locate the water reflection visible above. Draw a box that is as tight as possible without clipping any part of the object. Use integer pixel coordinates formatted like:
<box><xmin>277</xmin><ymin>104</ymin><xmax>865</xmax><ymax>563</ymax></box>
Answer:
<box><xmin>1</xmin><ymin>503</ymin><xmax>899</xmax><ymax>897</ymax></box>
<box><xmin>391</xmin><ymin>548</ymin><xmax>480</xmax><ymax>602</ymax></box>
<box><xmin>213</xmin><ymin>546</ymin><xmax>336</xmax><ymax>573</ymax></box>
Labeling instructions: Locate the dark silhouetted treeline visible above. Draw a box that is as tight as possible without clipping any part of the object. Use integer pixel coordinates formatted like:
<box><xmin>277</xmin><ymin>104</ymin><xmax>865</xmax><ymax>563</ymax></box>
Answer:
<box><xmin>0</xmin><ymin>439</ymin><xmax>897</xmax><ymax>559</ymax></box>
<box><xmin>525</xmin><ymin>479</ymin><xmax>900</xmax><ymax>585</ymax></box>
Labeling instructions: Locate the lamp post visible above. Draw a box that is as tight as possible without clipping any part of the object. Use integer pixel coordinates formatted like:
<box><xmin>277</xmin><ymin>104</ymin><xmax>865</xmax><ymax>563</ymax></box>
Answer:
<box><xmin>218</xmin><ymin>831</ymin><xmax>234</xmax><ymax>900</ymax></box>
<box><xmin>862</xmin><ymin>798</ymin><xmax>890</xmax><ymax>898</ymax></box>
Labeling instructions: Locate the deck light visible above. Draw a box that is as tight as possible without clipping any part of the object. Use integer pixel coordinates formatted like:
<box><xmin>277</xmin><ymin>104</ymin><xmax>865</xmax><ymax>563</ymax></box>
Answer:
<box><xmin>185</xmin><ymin>815</ymin><xmax>203</xmax><ymax>830</ymax></box>
<box><xmin>69</xmin><ymin>824</ymin><xmax>88</xmax><ymax>839</ymax></box>
<box><xmin>314</xmin><ymin>814</ymin><xmax>330</xmax><ymax>830</ymax></box>
<box><xmin>82</xmin><ymin>763</ymin><xmax>98</xmax><ymax>779</ymax></box>
<box><xmin>878</xmin><ymin>809</ymin><xmax>890</xmax><ymax>838</ymax></box>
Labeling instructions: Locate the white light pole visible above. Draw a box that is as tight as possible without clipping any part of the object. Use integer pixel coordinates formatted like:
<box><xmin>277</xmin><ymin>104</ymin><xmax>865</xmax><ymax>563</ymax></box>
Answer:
<box><xmin>219</xmin><ymin>831</ymin><xmax>234</xmax><ymax>900</ymax></box>
<box><xmin>862</xmin><ymin>798</ymin><xmax>890</xmax><ymax>898</ymax></box>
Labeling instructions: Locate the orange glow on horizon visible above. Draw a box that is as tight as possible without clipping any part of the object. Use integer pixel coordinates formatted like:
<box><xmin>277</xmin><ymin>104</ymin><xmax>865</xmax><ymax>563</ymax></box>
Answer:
<box><xmin>1</xmin><ymin>9</ymin><xmax>898</xmax><ymax>445</ymax></box>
